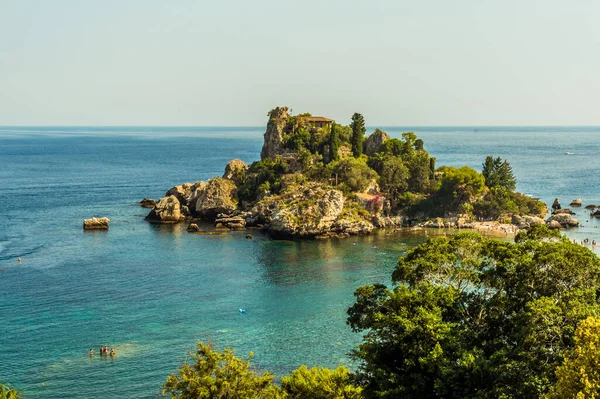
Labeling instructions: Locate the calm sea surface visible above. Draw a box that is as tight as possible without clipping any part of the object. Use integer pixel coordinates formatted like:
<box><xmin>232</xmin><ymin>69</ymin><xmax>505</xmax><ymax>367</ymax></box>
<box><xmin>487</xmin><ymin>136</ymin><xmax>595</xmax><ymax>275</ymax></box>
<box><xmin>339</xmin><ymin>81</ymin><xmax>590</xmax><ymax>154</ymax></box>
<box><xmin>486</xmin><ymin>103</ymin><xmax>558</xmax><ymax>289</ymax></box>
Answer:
<box><xmin>2</xmin><ymin>126</ymin><xmax>600</xmax><ymax>398</ymax></box>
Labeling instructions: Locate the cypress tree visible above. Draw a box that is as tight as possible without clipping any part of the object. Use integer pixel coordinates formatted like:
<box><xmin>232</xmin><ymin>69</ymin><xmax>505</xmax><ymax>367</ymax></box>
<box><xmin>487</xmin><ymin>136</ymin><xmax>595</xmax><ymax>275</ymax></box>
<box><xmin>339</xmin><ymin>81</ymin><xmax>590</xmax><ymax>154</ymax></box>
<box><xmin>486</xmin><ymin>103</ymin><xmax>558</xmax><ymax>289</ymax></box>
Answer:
<box><xmin>350</xmin><ymin>113</ymin><xmax>366</xmax><ymax>158</ymax></box>
<box><xmin>328</xmin><ymin>122</ymin><xmax>340</xmax><ymax>163</ymax></box>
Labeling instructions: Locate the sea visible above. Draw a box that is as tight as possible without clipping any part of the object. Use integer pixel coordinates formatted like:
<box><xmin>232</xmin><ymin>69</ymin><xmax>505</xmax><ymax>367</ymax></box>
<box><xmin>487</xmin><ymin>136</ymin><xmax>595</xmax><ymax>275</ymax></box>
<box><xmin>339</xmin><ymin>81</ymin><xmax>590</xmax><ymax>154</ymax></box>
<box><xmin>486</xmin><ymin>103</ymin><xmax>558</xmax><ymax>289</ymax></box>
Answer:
<box><xmin>1</xmin><ymin>126</ymin><xmax>600</xmax><ymax>398</ymax></box>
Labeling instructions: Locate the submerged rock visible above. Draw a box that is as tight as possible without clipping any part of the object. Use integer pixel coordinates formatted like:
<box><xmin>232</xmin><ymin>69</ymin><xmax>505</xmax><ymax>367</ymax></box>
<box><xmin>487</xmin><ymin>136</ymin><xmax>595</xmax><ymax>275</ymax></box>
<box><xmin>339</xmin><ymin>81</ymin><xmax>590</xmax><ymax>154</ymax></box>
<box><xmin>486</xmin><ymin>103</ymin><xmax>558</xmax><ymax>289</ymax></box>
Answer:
<box><xmin>83</xmin><ymin>217</ymin><xmax>110</xmax><ymax>230</ymax></box>
<box><xmin>145</xmin><ymin>195</ymin><xmax>184</xmax><ymax>223</ymax></box>
<box><xmin>585</xmin><ymin>204</ymin><xmax>597</xmax><ymax>210</ymax></box>
<box><xmin>138</xmin><ymin>198</ymin><xmax>156</xmax><ymax>208</ymax></box>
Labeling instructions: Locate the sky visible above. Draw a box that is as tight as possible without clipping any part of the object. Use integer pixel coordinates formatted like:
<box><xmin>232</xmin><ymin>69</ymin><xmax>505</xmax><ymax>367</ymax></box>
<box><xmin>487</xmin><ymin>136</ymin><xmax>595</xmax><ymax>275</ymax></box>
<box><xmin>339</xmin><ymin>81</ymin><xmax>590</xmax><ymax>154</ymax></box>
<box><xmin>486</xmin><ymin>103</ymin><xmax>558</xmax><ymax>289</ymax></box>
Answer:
<box><xmin>1</xmin><ymin>0</ymin><xmax>599</xmax><ymax>126</ymax></box>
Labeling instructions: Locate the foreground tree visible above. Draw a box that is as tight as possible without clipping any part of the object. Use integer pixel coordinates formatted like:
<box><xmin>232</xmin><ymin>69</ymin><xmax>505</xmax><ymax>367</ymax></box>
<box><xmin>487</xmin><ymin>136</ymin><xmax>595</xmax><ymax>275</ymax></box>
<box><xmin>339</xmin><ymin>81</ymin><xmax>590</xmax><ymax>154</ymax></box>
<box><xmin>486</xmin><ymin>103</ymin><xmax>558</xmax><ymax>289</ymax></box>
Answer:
<box><xmin>545</xmin><ymin>317</ymin><xmax>600</xmax><ymax>399</ymax></box>
<box><xmin>163</xmin><ymin>342</ymin><xmax>362</xmax><ymax>399</ymax></box>
<box><xmin>348</xmin><ymin>225</ymin><xmax>600</xmax><ymax>398</ymax></box>
<box><xmin>163</xmin><ymin>342</ymin><xmax>281</xmax><ymax>399</ymax></box>
<box><xmin>349</xmin><ymin>113</ymin><xmax>366</xmax><ymax>158</ymax></box>
<box><xmin>0</xmin><ymin>384</ymin><xmax>21</xmax><ymax>399</ymax></box>
<box><xmin>281</xmin><ymin>365</ymin><xmax>362</xmax><ymax>399</ymax></box>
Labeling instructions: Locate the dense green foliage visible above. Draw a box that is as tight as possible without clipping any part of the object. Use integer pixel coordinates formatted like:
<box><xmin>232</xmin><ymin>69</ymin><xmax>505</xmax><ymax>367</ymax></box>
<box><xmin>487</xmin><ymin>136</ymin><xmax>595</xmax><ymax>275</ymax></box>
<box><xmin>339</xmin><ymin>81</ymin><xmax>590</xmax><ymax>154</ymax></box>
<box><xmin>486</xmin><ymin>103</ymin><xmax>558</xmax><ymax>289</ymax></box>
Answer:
<box><xmin>0</xmin><ymin>384</ymin><xmax>21</xmax><ymax>399</ymax></box>
<box><xmin>255</xmin><ymin>107</ymin><xmax>547</xmax><ymax>221</ymax></box>
<box><xmin>348</xmin><ymin>225</ymin><xmax>600</xmax><ymax>398</ymax></box>
<box><xmin>163</xmin><ymin>342</ymin><xmax>361</xmax><ymax>399</ymax></box>
<box><xmin>280</xmin><ymin>366</ymin><xmax>362</xmax><ymax>399</ymax></box>
<box><xmin>328</xmin><ymin>122</ymin><xmax>340</xmax><ymax>163</ymax></box>
<box><xmin>327</xmin><ymin>157</ymin><xmax>376</xmax><ymax>193</ymax></box>
<box><xmin>350</xmin><ymin>113</ymin><xmax>366</xmax><ymax>158</ymax></box>
<box><xmin>545</xmin><ymin>317</ymin><xmax>600</xmax><ymax>399</ymax></box>
<box><xmin>482</xmin><ymin>155</ymin><xmax>516</xmax><ymax>191</ymax></box>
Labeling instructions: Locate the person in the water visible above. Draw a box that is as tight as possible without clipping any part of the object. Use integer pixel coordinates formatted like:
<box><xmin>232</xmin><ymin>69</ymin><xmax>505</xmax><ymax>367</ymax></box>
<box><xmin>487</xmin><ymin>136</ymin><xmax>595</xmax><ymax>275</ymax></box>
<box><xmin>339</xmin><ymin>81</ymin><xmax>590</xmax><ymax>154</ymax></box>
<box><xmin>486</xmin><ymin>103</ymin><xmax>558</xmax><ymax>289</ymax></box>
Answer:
<box><xmin>89</xmin><ymin>348</ymin><xmax>94</xmax><ymax>356</ymax></box>
<box><xmin>110</xmin><ymin>348</ymin><xmax>115</xmax><ymax>357</ymax></box>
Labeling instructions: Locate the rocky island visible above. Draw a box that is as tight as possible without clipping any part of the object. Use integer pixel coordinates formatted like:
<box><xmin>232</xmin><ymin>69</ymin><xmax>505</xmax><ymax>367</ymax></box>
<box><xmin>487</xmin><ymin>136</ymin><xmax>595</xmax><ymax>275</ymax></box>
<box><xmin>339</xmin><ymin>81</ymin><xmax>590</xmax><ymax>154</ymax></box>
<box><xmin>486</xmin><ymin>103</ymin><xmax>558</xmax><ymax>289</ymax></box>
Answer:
<box><xmin>143</xmin><ymin>107</ymin><xmax>553</xmax><ymax>238</ymax></box>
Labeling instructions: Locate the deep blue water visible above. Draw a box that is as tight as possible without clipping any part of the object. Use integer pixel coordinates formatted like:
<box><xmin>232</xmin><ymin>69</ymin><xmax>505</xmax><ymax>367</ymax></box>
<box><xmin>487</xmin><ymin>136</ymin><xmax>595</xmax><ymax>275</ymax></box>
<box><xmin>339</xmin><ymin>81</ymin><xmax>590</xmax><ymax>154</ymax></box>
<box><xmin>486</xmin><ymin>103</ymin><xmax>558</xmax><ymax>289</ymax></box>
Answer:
<box><xmin>2</xmin><ymin>126</ymin><xmax>600</xmax><ymax>398</ymax></box>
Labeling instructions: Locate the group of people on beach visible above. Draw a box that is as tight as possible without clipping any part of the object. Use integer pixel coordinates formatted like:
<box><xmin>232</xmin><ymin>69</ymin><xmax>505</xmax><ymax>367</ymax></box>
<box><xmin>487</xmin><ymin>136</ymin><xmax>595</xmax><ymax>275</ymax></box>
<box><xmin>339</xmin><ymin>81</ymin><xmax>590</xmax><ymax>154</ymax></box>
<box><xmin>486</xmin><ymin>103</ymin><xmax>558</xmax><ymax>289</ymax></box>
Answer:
<box><xmin>90</xmin><ymin>345</ymin><xmax>115</xmax><ymax>357</ymax></box>
<box><xmin>576</xmin><ymin>238</ymin><xmax>597</xmax><ymax>247</ymax></box>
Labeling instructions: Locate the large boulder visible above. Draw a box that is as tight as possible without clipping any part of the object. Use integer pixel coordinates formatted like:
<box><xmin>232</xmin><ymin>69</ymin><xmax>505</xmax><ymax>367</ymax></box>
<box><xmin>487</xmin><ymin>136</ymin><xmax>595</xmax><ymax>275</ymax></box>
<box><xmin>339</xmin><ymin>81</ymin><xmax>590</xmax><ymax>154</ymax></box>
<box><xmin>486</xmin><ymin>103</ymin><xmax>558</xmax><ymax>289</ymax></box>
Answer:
<box><xmin>145</xmin><ymin>195</ymin><xmax>184</xmax><ymax>223</ymax></box>
<box><xmin>551</xmin><ymin>198</ymin><xmax>561</xmax><ymax>211</ymax></box>
<box><xmin>83</xmin><ymin>217</ymin><xmax>110</xmax><ymax>230</ymax></box>
<box><xmin>546</xmin><ymin>213</ymin><xmax>579</xmax><ymax>228</ymax></box>
<box><xmin>215</xmin><ymin>215</ymin><xmax>246</xmax><ymax>230</ymax></box>
<box><xmin>512</xmin><ymin>214</ymin><xmax>545</xmax><ymax>229</ymax></box>
<box><xmin>166</xmin><ymin>183</ymin><xmax>193</xmax><ymax>205</ymax></box>
<box><xmin>570</xmin><ymin>199</ymin><xmax>583</xmax><ymax>207</ymax></box>
<box><xmin>138</xmin><ymin>198</ymin><xmax>156</xmax><ymax>208</ymax></box>
<box><xmin>258</xmin><ymin>183</ymin><xmax>345</xmax><ymax>238</ymax></box>
<box><xmin>553</xmin><ymin>208</ymin><xmax>575</xmax><ymax>215</ymax></box>
<box><xmin>332</xmin><ymin>218</ymin><xmax>374</xmax><ymax>235</ymax></box>
<box><xmin>364</xmin><ymin>129</ymin><xmax>390</xmax><ymax>156</ymax></box>
<box><xmin>222</xmin><ymin>159</ymin><xmax>248</xmax><ymax>185</ymax></box>
<box><xmin>187</xmin><ymin>181</ymin><xmax>208</xmax><ymax>213</ymax></box>
<box><xmin>195</xmin><ymin>178</ymin><xmax>238</xmax><ymax>219</ymax></box>
<box><xmin>260</xmin><ymin>107</ymin><xmax>289</xmax><ymax>160</ymax></box>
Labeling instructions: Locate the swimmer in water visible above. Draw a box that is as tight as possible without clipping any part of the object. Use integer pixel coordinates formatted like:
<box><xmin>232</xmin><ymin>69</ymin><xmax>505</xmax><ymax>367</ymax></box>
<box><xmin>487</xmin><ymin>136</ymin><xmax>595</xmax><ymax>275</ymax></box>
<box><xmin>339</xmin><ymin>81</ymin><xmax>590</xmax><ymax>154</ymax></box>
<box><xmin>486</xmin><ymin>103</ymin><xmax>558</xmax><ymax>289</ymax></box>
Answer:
<box><xmin>17</xmin><ymin>257</ymin><xmax>21</xmax><ymax>263</ymax></box>
<box><xmin>90</xmin><ymin>348</ymin><xmax>94</xmax><ymax>357</ymax></box>
<box><xmin>110</xmin><ymin>348</ymin><xmax>115</xmax><ymax>357</ymax></box>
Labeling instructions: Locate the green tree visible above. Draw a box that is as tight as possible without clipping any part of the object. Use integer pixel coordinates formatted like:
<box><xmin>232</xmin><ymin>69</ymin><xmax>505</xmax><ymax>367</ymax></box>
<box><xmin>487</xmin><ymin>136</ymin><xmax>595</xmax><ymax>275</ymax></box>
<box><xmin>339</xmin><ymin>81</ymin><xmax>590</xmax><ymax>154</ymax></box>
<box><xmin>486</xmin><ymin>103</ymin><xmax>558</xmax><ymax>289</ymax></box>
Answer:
<box><xmin>350</xmin><ymin>113</ymin><xmax>366</xmax><ymax>158</ymax></box>
<box><xmin>163</xmin><ymin>342</ymin><xmax>282</xmax><ymax>399</ymax></box>
<box><xmin>328</xmin><ymin>157</ymin><xmax>377</xmax><ymax>193</ymax></box>
<box><xmin>280</xmin><ymin>365</ymin><xmax>362</xmax><ymax>399</ymax></box>
<box><xmin>378</xmin><ymin>156</ymin><xmax>409</xmax><ymax>204</ymax></box>
<box><xmin>0</xmin><ymin>384</ymin><xmax>21</xmax><ymax>399</ymax></box>
<box><xmin>481</xmin><ymin>156</ymin><xmax>517</xmax><ymax>191</ymax></box>
<box><xmin>434</xmin><ymin>166</ymin><xmax>486</xmax><ymax>212</ymax></box>
<box><xmin>546</xmin><ymin>317</ymin><xmax>600</xmax><ymax>399</ymax></box>
<box><xmin>328</xmin><ymin>122</ymin><xmax>340</xmax><ymax>163</ymax></box>
<box><xmin>348</xmin><ymin>226</ymin><xmax>600</xmax><ymax>399</ymax></box>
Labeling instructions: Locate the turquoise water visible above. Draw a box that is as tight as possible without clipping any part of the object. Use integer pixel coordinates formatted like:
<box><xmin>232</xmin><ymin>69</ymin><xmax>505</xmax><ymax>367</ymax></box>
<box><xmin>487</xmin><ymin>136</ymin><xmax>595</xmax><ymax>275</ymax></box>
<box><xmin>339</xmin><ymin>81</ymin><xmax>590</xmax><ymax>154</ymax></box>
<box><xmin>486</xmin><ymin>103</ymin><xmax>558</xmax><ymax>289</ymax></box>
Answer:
<box><xmin>2</xmin><ymin>126</ymin><xmax>600</xmax><ymax>398</ymax></box>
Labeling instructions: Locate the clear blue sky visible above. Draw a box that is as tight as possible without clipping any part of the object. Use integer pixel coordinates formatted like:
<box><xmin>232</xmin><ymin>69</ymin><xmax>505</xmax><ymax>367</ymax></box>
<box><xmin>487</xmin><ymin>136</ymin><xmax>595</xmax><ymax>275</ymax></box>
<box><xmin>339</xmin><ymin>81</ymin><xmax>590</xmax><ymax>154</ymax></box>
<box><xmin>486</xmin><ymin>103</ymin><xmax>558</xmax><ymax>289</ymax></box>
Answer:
<box><xmin>1</xmin><ymin>0</ymin><xmax>599</xmax><ymax>126</ymax></box>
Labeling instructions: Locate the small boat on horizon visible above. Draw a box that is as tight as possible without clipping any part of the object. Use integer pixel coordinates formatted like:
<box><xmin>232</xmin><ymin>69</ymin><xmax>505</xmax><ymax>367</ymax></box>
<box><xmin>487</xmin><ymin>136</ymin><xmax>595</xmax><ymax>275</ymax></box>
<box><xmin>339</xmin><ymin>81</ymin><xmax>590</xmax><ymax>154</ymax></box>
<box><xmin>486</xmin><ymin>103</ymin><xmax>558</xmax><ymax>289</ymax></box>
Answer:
<box><xmin>565</xmin><ymin>152</ymin><xmax>574</xmax><ymax>155</ymax></box>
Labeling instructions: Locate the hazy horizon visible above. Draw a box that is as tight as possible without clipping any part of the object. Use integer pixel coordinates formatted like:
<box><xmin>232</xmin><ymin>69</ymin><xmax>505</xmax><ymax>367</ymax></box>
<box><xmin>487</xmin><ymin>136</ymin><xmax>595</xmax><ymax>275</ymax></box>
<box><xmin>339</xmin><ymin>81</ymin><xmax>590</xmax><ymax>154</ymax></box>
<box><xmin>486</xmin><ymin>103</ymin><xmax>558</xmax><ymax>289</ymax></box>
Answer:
<box><xmin>2</xmin><ymin>1</ymin><xmax>599</xmax><ymax>126</ymax></box>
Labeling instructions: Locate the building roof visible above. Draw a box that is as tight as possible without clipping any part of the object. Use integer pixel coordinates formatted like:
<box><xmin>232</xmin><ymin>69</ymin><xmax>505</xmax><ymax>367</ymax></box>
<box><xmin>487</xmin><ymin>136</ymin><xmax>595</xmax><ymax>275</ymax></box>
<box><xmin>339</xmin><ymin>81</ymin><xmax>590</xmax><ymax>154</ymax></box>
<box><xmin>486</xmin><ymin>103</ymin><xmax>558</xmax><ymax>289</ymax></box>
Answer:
<box><xmin>304</xmin><ymin>116</ymin><xmax>333</xmax><ymax>123</ymax></box>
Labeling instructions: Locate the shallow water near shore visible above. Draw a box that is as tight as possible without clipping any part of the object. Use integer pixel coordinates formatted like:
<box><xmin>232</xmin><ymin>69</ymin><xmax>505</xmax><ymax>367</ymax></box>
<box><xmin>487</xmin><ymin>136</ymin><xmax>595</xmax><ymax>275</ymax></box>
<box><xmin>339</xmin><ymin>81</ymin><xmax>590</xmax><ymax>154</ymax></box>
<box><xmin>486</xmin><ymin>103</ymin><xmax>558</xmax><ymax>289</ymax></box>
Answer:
<box><xmin>2</xmin><ymin>126</ymin><xmax>600</xmax><ymax>398</ymax></box>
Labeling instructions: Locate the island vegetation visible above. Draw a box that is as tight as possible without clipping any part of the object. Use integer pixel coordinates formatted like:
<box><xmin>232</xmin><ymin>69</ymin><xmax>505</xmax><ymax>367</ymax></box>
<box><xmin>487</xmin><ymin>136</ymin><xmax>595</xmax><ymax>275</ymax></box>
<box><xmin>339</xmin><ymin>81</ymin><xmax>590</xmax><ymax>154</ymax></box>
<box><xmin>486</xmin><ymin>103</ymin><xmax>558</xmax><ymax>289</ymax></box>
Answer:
<box><xmin>144</xmin><ymin>106</ymin><xmax>553</xmax><ymax>239</ymax></box>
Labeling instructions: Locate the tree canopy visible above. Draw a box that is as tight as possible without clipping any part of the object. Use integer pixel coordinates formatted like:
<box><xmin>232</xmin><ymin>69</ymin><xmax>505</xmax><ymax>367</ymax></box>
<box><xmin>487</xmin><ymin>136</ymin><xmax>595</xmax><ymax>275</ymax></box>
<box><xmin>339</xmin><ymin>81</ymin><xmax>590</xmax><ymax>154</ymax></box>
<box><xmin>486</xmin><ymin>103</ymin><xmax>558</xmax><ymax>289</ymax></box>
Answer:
<box><xmin>482</xmin><ymin>155</ymin><xmax>517</xmax><ymax>191</ymax></box>
<box><xmin>0</xmin><ymin>384</ymin><xmax>21</xmax><ymax>399</ymax></box>
<box><xmin>163</xmin><ymin>342</ymin><xmax>362</xmax><ymax>399</ymax></box>
<box><xmin>348</xmin><ymin>225</ymin><xmax>600</xmax><ymax>399</ymax></box>
<box><xmin>350</xmin><ymin>113</ymin><xmax>366</xmax><ymax>158</ymax></box>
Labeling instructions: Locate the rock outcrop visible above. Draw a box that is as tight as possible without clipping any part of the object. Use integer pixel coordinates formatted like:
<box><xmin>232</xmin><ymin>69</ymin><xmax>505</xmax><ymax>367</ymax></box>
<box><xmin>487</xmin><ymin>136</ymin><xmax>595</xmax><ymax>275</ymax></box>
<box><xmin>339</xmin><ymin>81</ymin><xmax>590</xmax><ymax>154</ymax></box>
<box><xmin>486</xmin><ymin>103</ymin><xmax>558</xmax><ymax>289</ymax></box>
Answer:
<box><xmin>546</xmin><ymin>213</ymin><xmax>579</xmax><ymax>228</ymax></box>
<box><xmin>260</xmin><ymin>107</ymin><xmax>289</xmax><ymax>160</ymax></box>
<box><xmin>166</xmin><ymin>183</ymin><xmax>193</xmax><ymax>205</ymax></box>
<box><xmin>187</xmin><ymin>181</ymin><xmax>208</xmax><ymax>213</ymax></box>
<box><xmin>194</xmin><ymin>178</ymin><xmax>238</xmax><ymax>219</ymax></box>
<box><xmin>364</xmin><ymin>129</ymin><xmax>390</xmax><ymax>156</ymax></box>
<box><xmin>553</xmin><ymin>208</ymin><xmax>575</xmax><ymax>215</ymax></box>
<box><xmin>186</xmin><ymin>223</ymin><xmax>201</xmax><ymax>232</ymax></box>
<box><xmin>585</xmin><ymin>204</ymin><xmax>597</xmax><ymax>210</ymax></box>
<box><xmin>215</xmin><ymin>215</ymin><xmax>246</xmax><ymax>230</ymax></box>
<box><xmin>570</xmin><ymin>199</ymin><xmax>583</xmax><ymax>207</ymax></box>
<box><xmin>552</xmin><ymin>198</ymin><xmax>561</xmax><ymax>211</ymax></box>
<box><xmin>512</xmin><ymin>215</ymin><xmax>545</xmax><ymax>229</ymax></box>
<box><xmin>145</xmin><ymin>195</ymin><xmax>184</xmax><ymax>223</ymax></box>
<box><xmin>83</xmin><ymin>217</ymin><xmax>110</xmax><ymax>230</ymax></box>
<box><xmin>222</xmin><ymin>159</ymin><xmax>248</xmax><ymax>185</ymax></box>
<box><xmin>138</xmin><ymin>198</ymin><xmax>156</xmax><ymax>208</ymax></box>
<box><xmin>257</xmin><ymin>183</ymin><xmax>345</xmax><ymax>238</ymax></box>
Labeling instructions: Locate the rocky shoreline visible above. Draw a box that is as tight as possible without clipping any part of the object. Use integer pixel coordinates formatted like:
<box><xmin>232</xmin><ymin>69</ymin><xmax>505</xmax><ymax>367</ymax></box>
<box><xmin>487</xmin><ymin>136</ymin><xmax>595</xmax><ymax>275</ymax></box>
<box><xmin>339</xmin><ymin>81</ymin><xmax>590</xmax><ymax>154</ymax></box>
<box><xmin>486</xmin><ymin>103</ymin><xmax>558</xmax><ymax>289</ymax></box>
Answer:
<box><xmin>138</xmin><ymin>108</ymin><xmax>579</xmax><ymax>240</ymax></box>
